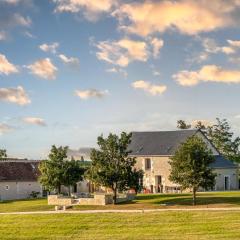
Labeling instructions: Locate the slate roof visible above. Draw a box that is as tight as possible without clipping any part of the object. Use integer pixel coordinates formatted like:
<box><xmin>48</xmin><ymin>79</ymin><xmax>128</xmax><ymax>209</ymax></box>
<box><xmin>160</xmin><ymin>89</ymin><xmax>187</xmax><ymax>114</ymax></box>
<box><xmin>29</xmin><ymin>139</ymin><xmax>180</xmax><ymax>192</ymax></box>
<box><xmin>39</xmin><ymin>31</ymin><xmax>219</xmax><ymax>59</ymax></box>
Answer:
<box><xmin>211</xmin><ymin>155</ymin><xmax>237</xmax><ymax>169</ymax></box>
<box><xmin>128</xmin><ymin>130</ymin><xmax>198</xmax><ymax>156</ymax></box>
<box><xmin>128</xmin><ymin>130</ymin><xmax>238</xmax><ymax>169</ymax></box>
<box><xmin>0</xmin><ymin>161</ymin><xmax>40</xmax><ymax>182</ymax></box>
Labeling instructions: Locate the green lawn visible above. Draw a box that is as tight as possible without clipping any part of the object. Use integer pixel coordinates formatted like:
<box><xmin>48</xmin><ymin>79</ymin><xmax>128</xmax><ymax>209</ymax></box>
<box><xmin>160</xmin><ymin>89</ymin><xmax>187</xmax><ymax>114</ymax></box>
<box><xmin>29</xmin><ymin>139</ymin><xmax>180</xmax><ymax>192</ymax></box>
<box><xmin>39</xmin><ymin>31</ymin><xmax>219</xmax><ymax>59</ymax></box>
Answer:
<box><xmin>0</xmin><ymin>211</ymin><xmax>240</xmax><ymax>239</ymax></box>
<box><xmin>0</xmin><ymin>191</ymin><xmax>240</xmax><ymax>213</ymax></box>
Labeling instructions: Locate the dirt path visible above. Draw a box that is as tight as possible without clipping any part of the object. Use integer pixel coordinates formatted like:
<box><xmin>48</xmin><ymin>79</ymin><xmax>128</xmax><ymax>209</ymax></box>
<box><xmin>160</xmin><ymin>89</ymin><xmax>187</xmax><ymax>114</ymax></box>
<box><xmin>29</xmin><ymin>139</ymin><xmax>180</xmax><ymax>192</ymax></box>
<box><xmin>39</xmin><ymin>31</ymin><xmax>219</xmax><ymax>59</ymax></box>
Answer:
<box><xmin>1</xmin><ymin>207</ymin><xmax>240</xmax><ymax>215</ymax></box>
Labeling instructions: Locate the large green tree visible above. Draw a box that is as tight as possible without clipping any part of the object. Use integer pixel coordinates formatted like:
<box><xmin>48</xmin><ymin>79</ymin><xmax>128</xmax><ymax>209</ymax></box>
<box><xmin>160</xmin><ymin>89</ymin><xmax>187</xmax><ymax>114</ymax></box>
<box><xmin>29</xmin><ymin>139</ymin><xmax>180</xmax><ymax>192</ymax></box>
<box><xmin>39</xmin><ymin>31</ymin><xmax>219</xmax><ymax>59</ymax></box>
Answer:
<box><xmin>207</xmin><ymin>118</ymin><xmax>240</xmax><ymax>163</ymax></box>
<box><xmin>177</xmin><ymin>120</ymin><xmax>191</xmax><ymax>129</ymax></box>
<box><xmin>62</xmin><ymin>160</ymin><xmax>85</xmax><ymax>195</ymax></box>
<box><xmin>176</xmin><ymin>118</ymin><xmax>240</xmax><ymax>163</ymax></box>
<box><xmin>0</xmin><ymin>149</ymin><xmax>7</xmax><ymax>161</ymax></box>
<box><xmin>169</xmin><ymin>136</ymin><xmax>216</xmax><ymax>205</ymax></box>
<box><xmin>39</xmin><ymin>145</ymin><xmax>85</xmax><ymax>194</ymax></box>
<box><xmin>86</xmin><ymin>132</ymin><xmax>142</xmax><ymax>204</ymax></box>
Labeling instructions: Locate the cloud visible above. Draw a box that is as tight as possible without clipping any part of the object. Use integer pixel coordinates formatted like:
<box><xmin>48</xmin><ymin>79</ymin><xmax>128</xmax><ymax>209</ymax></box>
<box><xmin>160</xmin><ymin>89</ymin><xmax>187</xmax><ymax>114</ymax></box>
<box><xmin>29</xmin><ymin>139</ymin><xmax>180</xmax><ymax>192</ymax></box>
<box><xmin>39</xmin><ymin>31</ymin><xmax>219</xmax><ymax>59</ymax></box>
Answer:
<box><xmin>23</xmin><ymin>31</ymin><xmax>36</xmax><ymax>39</ymax></box>
<box><xmin>75</xmin><ymin>89</ymin><xmax>108</xmax><ymax>99</ymax></box>
<box><xmin>174</xmin><ymin>65</ymin><xmax>240</xmax><ymax>86</ymax></box>
<box><xmin>0</xmin><ymin>86</ymin><xmax>31</xmax><ymax>105</ymax></box>
<box><xmin>150</xmin><ymin>38</ymin><xmax>164</xmax><ymax>58</ymax></box>
<box><xmin>95</xmin><ymin>38</ymin><xmax>150</xmax><ymax>67</ymax></box>
<box><xmin>0</xmin><ymin>31</ymin><xmax>7</xmax><ymax>41</ymax></box>
<box><xmin>113</xmin><ymin>0</ymin><xmax>240</xmax><ymax>36</ymax></box>
<box><xmin>58</xmin><ymin>54</ymin><xmax>80</xmax><ymax>66</ymax></box>
<box><xmin>0</xmin><ymin>53</ymin><xmax>18</xmax><ymax>75</ymax></box>
<box><xmin>39</xmin><ymin>42</ymin><xmax>59</xmax><ymax>54</ymax></box>
<box><xmin>132</xmin><ymin>80</ymin><xmax>167</xmax><ymax>95</ymax></box>
<box><xmin>23</xmin><ymin>117</ymin><xmax>46</xmax><ymax>126</ymax></box>
<box><xmin>52</xmin><ymin>0</ymin><xmax>115</xmax><ymax>21</ymax></box>
<box><xmin>27</xmin><ymin>58</ymin><xmax>58</xmax><ymax>80</ymax></box>
<box><xmin>0</xmin><ymin>123</ymin><xmax>13</xmax><ymax>135</ymax></box>
<box><xmin>106</xmin><ymin>67</ymin><xmax>127</xmax><ymax>77</ymax></box>
<box><xmin>201</xmin><ymin>38</ymin><xmax>237</xmax><ymax>55</ymax></box>
<box><xmin>191</xmin><ymin>119</ymin><xmax>213</xmax><ymax>128</ymax></box>
<box><xmin>0</xmin><ymin>13</ymin><xmax>31</xmax><ymax>29</ymax></box>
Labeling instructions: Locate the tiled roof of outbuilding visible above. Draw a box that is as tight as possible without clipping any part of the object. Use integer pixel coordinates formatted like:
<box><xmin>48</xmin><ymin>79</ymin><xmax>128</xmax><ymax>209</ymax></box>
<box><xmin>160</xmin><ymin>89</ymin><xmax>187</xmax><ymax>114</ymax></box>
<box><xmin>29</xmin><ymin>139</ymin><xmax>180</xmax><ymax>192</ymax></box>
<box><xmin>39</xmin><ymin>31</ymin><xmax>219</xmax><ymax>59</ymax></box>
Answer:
<box><xmin>0</xmin><ymin>161</ymin><xmax>40</xmax><ymax>182</ymax></box>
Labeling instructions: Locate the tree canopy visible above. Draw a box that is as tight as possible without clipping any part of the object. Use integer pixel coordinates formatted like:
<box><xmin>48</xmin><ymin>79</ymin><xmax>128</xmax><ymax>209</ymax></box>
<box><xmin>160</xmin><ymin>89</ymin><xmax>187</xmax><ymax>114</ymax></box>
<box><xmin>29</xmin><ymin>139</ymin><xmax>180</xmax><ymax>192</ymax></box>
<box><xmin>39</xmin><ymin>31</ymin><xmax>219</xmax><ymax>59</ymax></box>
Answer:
<box><xmin>0</xmin><ymin>149</ymin><xmax>7</xmax><ymax>161</ymax></box>
<box><xmin>39</xmin><ymin>145</ymin><xmax>85</xmax><ymax>194</ymax></box>
<box><xmin>86</xmin><ymin>132</ymin><xmax>143</xmax><ymax>204</ymax></box>
<box><xmin>176</xmin><ymin>118</ymin><xmax>240</xmax><ymax>163</ymax></box>
<box><xmin>169</xmin><ymin>136</ymin><xmax>216</xmax><ymax>205</ymax></box>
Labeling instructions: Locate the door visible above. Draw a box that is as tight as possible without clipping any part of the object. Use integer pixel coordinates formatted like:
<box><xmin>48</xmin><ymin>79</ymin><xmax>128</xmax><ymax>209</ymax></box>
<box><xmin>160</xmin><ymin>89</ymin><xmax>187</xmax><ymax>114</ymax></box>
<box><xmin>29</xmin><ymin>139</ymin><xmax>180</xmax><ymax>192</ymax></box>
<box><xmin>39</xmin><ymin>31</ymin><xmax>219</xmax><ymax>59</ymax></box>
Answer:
<box><xmin>224</xmin><ymin>176</ymin><xmax>230</xmax><ymax>190</ymax></box>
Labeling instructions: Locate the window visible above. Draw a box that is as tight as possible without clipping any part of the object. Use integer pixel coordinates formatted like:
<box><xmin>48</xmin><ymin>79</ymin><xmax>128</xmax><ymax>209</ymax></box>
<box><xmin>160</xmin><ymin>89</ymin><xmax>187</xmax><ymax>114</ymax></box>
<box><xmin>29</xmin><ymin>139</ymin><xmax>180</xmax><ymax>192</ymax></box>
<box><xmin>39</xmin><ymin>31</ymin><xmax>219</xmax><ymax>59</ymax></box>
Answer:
<box><xmin>145</xmin><ymin>158</ymin><xmax>151</xmax><ymax>170</ymax></box>
<box><xmin>5</xmin><ymin>185</ymin><xmax>9</xmax><ymax>190</ymax></box>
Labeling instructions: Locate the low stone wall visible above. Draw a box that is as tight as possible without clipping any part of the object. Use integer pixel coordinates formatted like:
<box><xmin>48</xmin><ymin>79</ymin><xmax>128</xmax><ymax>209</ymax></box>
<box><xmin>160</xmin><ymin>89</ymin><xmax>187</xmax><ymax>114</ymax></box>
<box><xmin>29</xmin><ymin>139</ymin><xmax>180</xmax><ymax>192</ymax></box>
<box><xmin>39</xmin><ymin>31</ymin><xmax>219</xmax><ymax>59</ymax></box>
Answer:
<box><xmin>48</xmin><ymin>195</ymin><xmax>74</xmax><ymax>206</ymax></box>
<box><xmin>79</xmin><ymin>193</ymin><xmax>113</xmax><ymax>205</ymax></box>
<box><xmin>116</xmin><ymin>193</ymin><xmax>136</xmax><ymax>203</ymax></box>
<box><xmin>48</xmin><ymin>193</ymin><xmax>136</xmax><ymax>206</ymax></box>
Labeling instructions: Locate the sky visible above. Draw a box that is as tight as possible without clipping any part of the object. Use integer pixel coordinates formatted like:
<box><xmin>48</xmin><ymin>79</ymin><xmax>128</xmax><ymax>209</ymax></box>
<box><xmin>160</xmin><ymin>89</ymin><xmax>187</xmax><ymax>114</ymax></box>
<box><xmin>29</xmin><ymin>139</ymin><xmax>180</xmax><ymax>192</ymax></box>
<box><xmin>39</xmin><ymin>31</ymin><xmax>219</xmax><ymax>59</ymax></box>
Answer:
<box><xmin>1</xmin><ymin>0</ymin><xmax>240</xmax><ymax>159</ymax></box>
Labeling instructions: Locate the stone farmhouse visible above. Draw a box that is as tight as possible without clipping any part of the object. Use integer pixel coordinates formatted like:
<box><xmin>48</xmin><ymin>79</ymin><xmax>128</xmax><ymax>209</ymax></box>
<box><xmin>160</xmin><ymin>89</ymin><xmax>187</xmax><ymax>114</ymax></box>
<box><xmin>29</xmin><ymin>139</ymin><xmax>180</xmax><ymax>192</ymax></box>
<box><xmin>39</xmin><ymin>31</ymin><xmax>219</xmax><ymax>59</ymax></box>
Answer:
<box><xmin>0</xmin><ymin>129</ymin><xmax>239</xmax><ymax>200</ymax></box>
<box><xmin>129</xmin><ymin>129</ymin><xmax>239</xmax><ymax>193</ymax></box>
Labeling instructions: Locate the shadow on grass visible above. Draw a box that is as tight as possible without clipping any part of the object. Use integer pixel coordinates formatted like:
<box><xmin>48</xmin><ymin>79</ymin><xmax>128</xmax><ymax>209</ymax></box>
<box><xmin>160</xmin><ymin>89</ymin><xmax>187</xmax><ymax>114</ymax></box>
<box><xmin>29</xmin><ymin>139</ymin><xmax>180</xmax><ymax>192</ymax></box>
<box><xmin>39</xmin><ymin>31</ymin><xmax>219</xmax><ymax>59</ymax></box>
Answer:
<box><xmin>154</xmin><ymin>196</ymin><xmax>240</xmax><ymax>206</ymax></box>
<box><xmin>136</xmin><ymin>194</ymin><xmax>190</xmax><ymax>201</ymax></box>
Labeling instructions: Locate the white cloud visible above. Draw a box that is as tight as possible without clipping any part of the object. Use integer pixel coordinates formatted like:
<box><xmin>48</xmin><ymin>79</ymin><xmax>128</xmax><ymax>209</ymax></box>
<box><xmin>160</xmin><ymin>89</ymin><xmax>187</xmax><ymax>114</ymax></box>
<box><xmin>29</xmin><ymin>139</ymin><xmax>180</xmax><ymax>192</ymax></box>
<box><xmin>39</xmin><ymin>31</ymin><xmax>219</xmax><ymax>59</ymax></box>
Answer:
<box><xmin>52</xmin><ymin>0</ymin><xmax>115</xmax><ymax>21</ymax></box>
<box><xmin>23</xmin><ymin>117</ymin><xmax>46</xmax><ymax>126</ymax></box>
<box><xmin>0</xmin><ymin>31</ymin><xmax>7</xmax><ymax>41</ymax></box>
<box><xmin>95</xmin><ymin>38</ymin><xmax>151</xmax><ymax>67</ymax></box>
<box><xmin>113</xmin><ymin>0</ymin><xmax>240</xmax><ymax>36</ymax></box>
<box><xmin>58</xmin><ymin>54</ymin><xmax>80</xmax><ymax>66</ymax></box>
<box><xmin>150</xmin><ymin>38</ymin><xmax>164</xmax><ymax>58</ymax></box>
<box><xmin>174</xmin><ymin>65</ymin><xmax>240</xmax><ymax>86</ymax></box>
<box><xmin>0</xmin><ymin>54</ymin><xmax>18</xmax><ymax>75</ymax></box>
<box><xmin>0</xmin><ymin>123</ymin><xmax>13</xmax><ymax>135</ymax></box>
<box><xmin>0</xmin><ymin>86</ymin><xmax>31</xmax><ymax>105</ymax></box>
<box><xmin>106</xmin><ymin>67</ymin><xmax>127</xmax><ymax>77</ymax></box>
<box><xmin>27</xmin><ymin>58</ymin><xmax>58</xmax><ymax>80</ymax></box>
<box><xmin>75</xmin><ymin>89</ymin><xmax>108</xmax><ymax>99</ymax></box>
<box><xmin>132</xmin><ymin>80</ymin><xmax>167</xmax><ymax>95</ymax></box>
<box><xmin>24</xmin><ymin>31</ymin><xmax>36</xmax><ymax>39</ymax></box>
<box><xmin>39</xmin><ymin>42</ymin><xmax>59</xmax><ymax>54</ymax></box>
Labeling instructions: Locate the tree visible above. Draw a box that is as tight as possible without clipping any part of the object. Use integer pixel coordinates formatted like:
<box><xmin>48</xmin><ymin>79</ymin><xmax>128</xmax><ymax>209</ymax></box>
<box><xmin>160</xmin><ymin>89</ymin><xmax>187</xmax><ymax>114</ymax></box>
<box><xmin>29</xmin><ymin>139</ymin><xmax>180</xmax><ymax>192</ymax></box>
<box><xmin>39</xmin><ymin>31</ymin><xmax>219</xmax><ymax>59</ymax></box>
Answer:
<box><xmin>86</xmin><ymin>132</ymin><xmax>142</xmax><ymax>204</ymax></box>
<box><xmin>0</xmin><ymin>149</ymin><xmax>7</xmax><ymax>161</ymax></box>
<box><xmin>169</xmin><ymin>136</ymin><xmax>216</xmax><ymax>205</ymax></box>
<box><xmin>177</xmin><ymin>120</ymin><xmax>191</xmax><ymax>129</ymax></box>
<box><xmin>206</xmin><ymin>118</ymin><xmax>240</xmax><ymax>163</ymax></box>
<box><xmin>62</xmin><ymin>160</ymin><xmax>85</xmax><ymax>195</ymax></box>
<box><xmin>39</xmin><ymin>145</ymin><xmax>69</xmax><ymax>193</ymax></box>
<box><xmin>123</xmin><ymin>168</ymin><xmax>144</xmax><ymax>194</ymax></box>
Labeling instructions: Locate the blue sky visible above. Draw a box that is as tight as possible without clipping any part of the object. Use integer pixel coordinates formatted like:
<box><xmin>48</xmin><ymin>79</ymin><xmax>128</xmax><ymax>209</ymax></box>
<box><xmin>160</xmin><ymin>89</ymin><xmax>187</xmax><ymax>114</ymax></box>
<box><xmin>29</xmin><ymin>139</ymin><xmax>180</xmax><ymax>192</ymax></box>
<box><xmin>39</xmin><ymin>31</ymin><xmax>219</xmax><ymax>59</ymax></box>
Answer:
<box><xmin>1</xmin><ymin>0</ymin><xmax>240</xmax><ymax>159</ymax></box>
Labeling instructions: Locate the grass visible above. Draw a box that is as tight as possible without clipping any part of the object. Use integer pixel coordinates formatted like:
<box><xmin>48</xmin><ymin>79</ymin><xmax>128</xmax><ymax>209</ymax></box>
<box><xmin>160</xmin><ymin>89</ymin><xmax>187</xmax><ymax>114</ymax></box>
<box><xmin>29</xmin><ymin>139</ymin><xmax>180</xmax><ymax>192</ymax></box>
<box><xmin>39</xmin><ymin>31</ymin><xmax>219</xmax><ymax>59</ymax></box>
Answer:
<box><xmin>0</xmin><ymin>198</ymin><xmax>53</xmax><ymax>212</ymax></box>
<box><xmin>0</xmin><ymin>191</ymin><xmax>240</xmax><ymax>213</ymax></box>
<box><xmin>1</xmin><ymin>211</ymin><xmax>240</xmax><ymax>239</ymax></box>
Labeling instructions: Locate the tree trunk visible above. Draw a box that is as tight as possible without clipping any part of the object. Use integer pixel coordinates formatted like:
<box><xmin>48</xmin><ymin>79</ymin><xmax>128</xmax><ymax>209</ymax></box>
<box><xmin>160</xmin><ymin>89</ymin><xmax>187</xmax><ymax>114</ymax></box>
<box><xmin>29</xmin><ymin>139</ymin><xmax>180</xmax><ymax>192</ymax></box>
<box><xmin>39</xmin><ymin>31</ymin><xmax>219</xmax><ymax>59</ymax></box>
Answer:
<box><xmin>192</xmin><ymin>187</ymin><xmax>197</xmax><ymax>206</ymax></box>
<box><xmin>58</xmin><ymin>185</ymin><xmax>61</xmax><ymax>194</ymax></box>
<box><xmin>68</xmin><ymin>186</ymin><xmax>71</xmax><ymax>196</ymax></box>
<box><xmin>113</xmin><ymin>187</ymin><xmax>117</xmax><ymax>204</ymax></box>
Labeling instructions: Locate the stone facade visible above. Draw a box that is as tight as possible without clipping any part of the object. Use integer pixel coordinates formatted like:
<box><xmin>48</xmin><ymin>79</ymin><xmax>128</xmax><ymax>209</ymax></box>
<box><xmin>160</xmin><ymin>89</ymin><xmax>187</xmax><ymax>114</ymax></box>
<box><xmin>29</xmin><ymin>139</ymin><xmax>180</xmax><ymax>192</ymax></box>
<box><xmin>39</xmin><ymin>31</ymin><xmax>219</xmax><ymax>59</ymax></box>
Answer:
<box><xmin>135</xmin><ymin>156</ymin><xmax>239</xmax><ymax>193</ymax></box>
<box><xmin>0</xmin><ymin>181</ymin><xmax>42</xmax><ymax>201</ymax></box>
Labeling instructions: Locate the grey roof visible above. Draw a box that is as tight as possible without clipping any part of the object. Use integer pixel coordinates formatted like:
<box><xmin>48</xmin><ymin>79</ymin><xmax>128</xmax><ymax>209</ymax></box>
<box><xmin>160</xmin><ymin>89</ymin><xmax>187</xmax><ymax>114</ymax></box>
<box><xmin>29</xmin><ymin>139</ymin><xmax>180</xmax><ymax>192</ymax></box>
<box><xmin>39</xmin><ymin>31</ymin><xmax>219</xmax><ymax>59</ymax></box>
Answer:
<box><xmin>211</xmin><ymin>155</ymin><xmax>237</xmax><ymax>169</ymax></box>
<box><xmin>128</xmin><ymin>130</ymin><xmax>237</xmax><ymax>169</ymax></box>
<box><xmin>129</xmin><ymin>130</ymin><xmax>198</xmax><ymax>156</ymax></box>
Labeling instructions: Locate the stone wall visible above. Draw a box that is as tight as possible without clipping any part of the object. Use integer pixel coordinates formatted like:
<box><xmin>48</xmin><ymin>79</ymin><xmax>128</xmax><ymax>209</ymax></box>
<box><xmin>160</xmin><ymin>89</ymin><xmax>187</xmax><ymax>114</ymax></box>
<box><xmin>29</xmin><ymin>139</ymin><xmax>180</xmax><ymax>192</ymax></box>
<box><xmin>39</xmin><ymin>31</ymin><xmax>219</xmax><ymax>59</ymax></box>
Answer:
<box><xmin>0</xmin><ymin>181</ymin><xmax>42</xmax><ymax>201</ymax></box>
<box><xmin>48</xmin><ymin>195</ymin><xmax>75</xmax><ymax>205</ymax></box>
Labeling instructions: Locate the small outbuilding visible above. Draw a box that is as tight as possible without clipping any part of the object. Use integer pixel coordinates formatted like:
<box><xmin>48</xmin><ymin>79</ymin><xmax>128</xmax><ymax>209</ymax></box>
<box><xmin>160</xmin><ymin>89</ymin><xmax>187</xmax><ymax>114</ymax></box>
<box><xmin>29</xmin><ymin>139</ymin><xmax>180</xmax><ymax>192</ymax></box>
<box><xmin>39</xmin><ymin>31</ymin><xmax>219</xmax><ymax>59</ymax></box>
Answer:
<box><xmin>0</xmin><ymin>160</ymin><xmax>42</xmax><ymax>200</ymax></box>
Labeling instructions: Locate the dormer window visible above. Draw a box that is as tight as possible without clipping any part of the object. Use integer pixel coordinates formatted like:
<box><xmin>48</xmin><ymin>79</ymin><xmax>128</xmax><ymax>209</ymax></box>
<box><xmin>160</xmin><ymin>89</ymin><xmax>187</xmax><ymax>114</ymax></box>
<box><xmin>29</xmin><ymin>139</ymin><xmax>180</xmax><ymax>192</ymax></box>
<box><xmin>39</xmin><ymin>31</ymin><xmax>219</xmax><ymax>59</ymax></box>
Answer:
<box><xmin>145</xmin><ymin>158</ymin><xmax>151</xmax><ymax>170</ymax></box>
